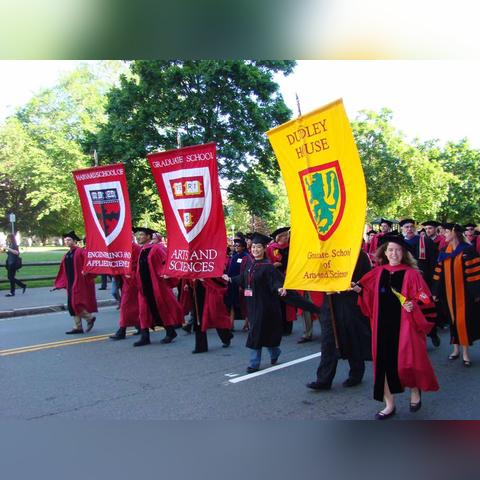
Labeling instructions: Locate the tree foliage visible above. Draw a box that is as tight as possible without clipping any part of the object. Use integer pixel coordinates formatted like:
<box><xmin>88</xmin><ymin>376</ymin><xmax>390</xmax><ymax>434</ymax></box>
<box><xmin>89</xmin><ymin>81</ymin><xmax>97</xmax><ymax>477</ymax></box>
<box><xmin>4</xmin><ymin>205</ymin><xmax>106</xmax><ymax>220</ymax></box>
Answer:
<box><xmin>0</xmin><ymin>62</ymin><xmax>125</xmax><ymax>237</ymax></box>
<box><xmin>352</xmin><ymin>109</ymin><xmax>453</xmax><ymax>222</ymax></box>
<box><xmin>95</xmin><ymin>60</ymin><xmax>295</xmax><ymax>222</ymax></box>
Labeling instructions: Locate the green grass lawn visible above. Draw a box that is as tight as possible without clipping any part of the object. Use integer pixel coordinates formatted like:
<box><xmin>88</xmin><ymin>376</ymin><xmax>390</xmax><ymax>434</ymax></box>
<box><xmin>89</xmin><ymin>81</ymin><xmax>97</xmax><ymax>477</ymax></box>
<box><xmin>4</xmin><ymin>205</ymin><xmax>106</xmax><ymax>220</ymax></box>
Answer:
<box><xmin>0</xmin><ymin>246</ymin><xmax>101</xmax><ymax>289</ymax></box>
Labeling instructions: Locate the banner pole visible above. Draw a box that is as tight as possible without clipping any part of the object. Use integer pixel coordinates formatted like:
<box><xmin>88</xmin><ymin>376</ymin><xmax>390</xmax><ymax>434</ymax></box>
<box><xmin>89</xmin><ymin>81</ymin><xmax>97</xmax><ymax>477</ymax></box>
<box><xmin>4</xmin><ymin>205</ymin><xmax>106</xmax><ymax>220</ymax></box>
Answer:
<box><xmin>192</xmin><ymin>280</ymin><xmax>201</xmax><ymax>326</ymax></box>
<box><xmin>295</xmin><ymin>93</ymin><xmax>302</xmax><ymax>117</ymax></box>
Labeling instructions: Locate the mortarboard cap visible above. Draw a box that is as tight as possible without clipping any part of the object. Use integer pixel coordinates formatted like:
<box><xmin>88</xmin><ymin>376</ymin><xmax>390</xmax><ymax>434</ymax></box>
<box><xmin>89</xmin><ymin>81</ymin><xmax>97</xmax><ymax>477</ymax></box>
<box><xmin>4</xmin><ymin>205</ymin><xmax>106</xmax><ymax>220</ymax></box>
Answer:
<box><xmin>133</xmin><ymin>227</ymin><xmax>156</xmax><ymax>236</ymax></box>
<box><xmin>421</xmin><ymin>220</ymin><xmax>440</xmax><ymax>228</ymax></box>
<box><xmin>62</xmin><ymin>230</ymin><xmax>81</xmax><ymax>241</ymax></box>
<box><xmin>378</xmin><ymin>234</ymin><xmax>413</xmax><ymax>253</ymax></box>
<box><xmin>271</xmin><ymin>226</ymin><xmax>290</xmax><ymax>239</ymax></box>
<box><xmin>379</xmin><ymin>218</ymin><xmax>393</xmax><ymax>227</ymax></box>
<box><xmin>464</xmin><ymin>223</ymin><xmax>477</xmax><ymax>229</ymax></box>
<box><xmin>399</xmin><ymin>218</ymin><xmax>416</xmax><ymax>227</ymax></box>
<box><xmin>235</xmin><ymin>231</ymin><xmax>245</xmax><ymax>239</ymax></box>
<box><xmin>245</xmin><ymin>232</ymin><xmax>254</xmax><ymax>240</ymax></box>
<box><xmin>233</xmin><ymin>237</ymin><xmax>247</xmax><ymax>247</ymax></box>
<box><xmin>443</xmin><ymin>223</ymin><xmax>464</xmax><ymax>233</ymax></box>
<box><xmin>251</xmin><ymin>232</ymin><xmax>272</xmax><ymax>246</ymax></box>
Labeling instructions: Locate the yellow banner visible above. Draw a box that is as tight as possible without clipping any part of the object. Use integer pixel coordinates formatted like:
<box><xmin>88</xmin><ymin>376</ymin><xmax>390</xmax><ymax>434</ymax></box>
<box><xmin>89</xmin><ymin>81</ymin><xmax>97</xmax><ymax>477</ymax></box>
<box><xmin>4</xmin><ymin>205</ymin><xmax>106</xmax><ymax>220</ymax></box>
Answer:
<box><xmin>267</xmin><ymin>99</ymin><xmax>366</xmax><ymax>292</ymax></box>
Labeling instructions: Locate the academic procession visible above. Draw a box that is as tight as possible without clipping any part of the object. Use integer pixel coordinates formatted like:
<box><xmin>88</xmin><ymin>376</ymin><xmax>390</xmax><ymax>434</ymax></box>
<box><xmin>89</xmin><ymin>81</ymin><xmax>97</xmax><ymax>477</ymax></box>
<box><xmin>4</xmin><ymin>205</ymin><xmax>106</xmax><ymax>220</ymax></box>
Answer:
<box><xmin>3</xmin><ymin>98</ymin><xmax>480</xmax><ymax>421</ymax></box>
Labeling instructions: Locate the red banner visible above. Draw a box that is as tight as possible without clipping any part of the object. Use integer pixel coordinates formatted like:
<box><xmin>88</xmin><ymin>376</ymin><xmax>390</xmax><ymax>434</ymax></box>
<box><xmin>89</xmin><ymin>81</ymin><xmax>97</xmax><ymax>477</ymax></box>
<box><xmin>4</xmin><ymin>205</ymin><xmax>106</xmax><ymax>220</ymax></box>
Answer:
<box><xmin>73</xmin><ymin>164</ymin><xmax>133</xmax><ymax>275</ymax></box>
<box><xmin>148</xmin><ymin>143</ymin><xmax>227</xmax><ymax>278</ymax></box>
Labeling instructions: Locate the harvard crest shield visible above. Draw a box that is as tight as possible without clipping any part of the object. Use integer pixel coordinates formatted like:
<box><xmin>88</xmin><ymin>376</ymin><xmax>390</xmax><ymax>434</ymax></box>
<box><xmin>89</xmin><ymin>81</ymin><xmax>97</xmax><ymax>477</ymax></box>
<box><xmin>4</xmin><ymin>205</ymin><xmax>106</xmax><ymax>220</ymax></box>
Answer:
<box><xmin>161</xmin><ymin>167</ymin><xmax>212</xmax><ymax>242</ymax></box>
<box><xmin>84</xmin><ymin>181</ymin><xmax>126</xmax><ymax>246</ymax></box>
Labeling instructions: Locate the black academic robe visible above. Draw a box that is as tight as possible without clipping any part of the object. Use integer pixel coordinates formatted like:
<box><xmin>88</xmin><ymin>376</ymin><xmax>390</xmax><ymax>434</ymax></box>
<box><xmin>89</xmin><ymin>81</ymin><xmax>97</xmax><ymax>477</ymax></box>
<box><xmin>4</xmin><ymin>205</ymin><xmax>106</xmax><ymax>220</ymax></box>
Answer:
<box><xmin>330</xmin><ymin>249</ymin><xmax>372</xmax><ymax>361</ymax></box>
<box><xmin>233</xmin><ymin>257</ymin><xmax>284</xmax><ymax>349</ymax></box>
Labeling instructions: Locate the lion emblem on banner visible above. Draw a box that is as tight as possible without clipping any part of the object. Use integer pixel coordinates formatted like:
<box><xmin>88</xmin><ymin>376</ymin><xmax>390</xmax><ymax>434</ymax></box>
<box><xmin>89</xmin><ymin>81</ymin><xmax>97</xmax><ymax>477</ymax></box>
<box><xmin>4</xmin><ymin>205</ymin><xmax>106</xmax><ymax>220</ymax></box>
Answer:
<box><xmin>299</xmin><ymin>161</ymin><xmax>346</xmax><ymax>241</ymax></box>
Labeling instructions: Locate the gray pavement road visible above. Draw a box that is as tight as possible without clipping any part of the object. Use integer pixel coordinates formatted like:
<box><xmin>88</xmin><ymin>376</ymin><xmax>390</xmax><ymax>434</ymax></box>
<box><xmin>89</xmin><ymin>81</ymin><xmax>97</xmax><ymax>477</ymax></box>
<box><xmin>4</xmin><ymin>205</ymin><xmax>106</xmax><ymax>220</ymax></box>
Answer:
<box><xmin>1</xmin><ymin>307</ymin><xmax>479</xmax><ymax>420</ymax></box>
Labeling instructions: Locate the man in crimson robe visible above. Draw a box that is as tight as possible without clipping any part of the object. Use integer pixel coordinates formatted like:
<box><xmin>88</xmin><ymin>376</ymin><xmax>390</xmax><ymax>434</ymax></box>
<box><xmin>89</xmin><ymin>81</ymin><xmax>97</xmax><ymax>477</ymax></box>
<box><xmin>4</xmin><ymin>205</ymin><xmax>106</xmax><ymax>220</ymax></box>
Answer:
<box><xmin>54</xmin><ymin>231</ymin><xmax>97</xmax><ymax>334</ymax></box>
<box><xmin>368</xmin><ymin>218</ymin><xmax>393</xmax><ymax>258</ymax></box>
<box><xmin>133</xmin><ymin>227</ymin><xmax>184</xmax><ymax>347</ymax></box>
<box><xmin>399</xmin><ymin>218</ymin><xmax>440</xmax><ymax>347</ymax></box>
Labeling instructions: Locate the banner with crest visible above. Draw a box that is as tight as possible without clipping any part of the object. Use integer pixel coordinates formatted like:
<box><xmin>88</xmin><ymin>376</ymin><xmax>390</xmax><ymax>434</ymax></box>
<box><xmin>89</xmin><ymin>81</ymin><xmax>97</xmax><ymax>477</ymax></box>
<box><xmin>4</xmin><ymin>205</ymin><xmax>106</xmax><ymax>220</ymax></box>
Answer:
<box><xmin>73</xmin><ymin>164</ymin><xmax>133</xmax><ymax>275</ymax></box>
<box><xmin>148</xmin><ymin>143</ymin><xmax>227</xmax><ymax>278</ymax></box>
<box><xmin>267</xmin><ymin>99</ymin><xmax>366</xmax><ymax>291</ymax></box>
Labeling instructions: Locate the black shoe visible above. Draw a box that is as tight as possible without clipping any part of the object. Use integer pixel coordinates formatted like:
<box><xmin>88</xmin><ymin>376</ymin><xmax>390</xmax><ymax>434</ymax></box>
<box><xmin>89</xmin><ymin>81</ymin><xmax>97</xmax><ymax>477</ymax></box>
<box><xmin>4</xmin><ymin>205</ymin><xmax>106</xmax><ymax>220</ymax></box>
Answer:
<box><xmin>98</xmin><ymin>287</ymin><xmax>107</xmax><ymax>290</ymax></box>
<box><xmin>375</xmin><ymin>407</ymin><xmax>396</xmax><ymax>420</ymax></box>
<box><xmin>109</xmin><ymin>327</ymin><xmax>126</xmax><ymax>340</ymax></box>
<box><xmin>85</xmin><ymin>316</ymin><xmax>96</xmax><ymax>333</ymax></box>
<box><xmin>297</xmin><ymin>337</ymin><xmax>312</xmax><ymax>344</ymax></box>
<box><xmin>66</xmin><ymin>328</ymin><xmax>84</xmax><ymax>334</ymax></box>
<box><xmin>5</xmin><ymin>293</ymin><xmax>14</xmax><ymax>297</ymax></box>
<box><xmin>306</xmin><ymin>381</ymin><xmax>331</xmax><ymax>391</ymax></box>
<box><xmin>342</xmin><ymin>378</ymin><xmax>362</xmax><ymax>388</ymax></box>
<box><xmin>410</xmin><ymin>392</ymin><xmax>422</xmax><ymax>412</ymax></box>
<box><xmin>222</xmin><ymin>332</ymin><xmax>234</xmax><ymax>348</ymax></box>
<box><xmin>430</xmin><ymin>332</ymin><xmax>441</xmax><ymax>347</ymax></box>
<box><xmin>133</xmin><ymin>329</ymin><xmax>150</xmax><ymax>347</ymax></box>
<box><xmin>192</xmin><ymin>349</ymin><xmax>208</xmax><ymax>354</ymax></box>
<box><xmin>246</xmin><ymin>366</ymin><xmax>259</xmax><ymax>373</ymax></box>
<box><xmin>160</xmin><ymin>335</ymin><xmax>176</xmax><ymax>344</ymax></box>
<box><xmin>22</xmin><ymin>286</ymin><xmax>27</xmax><ymax>294</ymax></box>
<box><xmin>448</xmin><ymin>353</ymin><xmax>460</xmax><ymax>360</ymax></box>
<box><xmin>463</xmin><ymin>359</ymin><xmax>472</xmax><ymax>367</ymax></box>
<box><xmin>182</xmin><ymin>324</ymin><xmax>192</xmax><ymax>334</ymax></box>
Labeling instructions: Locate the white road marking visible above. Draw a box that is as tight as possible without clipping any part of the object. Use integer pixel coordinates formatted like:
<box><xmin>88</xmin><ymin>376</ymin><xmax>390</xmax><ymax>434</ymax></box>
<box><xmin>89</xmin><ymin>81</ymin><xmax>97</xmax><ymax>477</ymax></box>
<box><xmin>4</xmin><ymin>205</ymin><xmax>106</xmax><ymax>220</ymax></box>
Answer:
<box><xmin>228</xmin><ymin>352</ymin><xmax>322</xmax><ymax>383</ymax></box>
<box><xmin>224</xmin><ymin>373</ymin><xmax>240</xmax><ymax>378</ymax></box>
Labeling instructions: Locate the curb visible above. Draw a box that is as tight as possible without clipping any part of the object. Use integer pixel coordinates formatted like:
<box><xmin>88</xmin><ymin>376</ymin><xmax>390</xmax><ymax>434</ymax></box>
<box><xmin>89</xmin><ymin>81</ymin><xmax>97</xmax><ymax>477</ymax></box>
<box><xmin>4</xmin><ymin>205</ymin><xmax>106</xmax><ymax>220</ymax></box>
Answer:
<box><xmin>0</xmin><ymin>299</ymin><xmax>118</xmax><ymax>319</ymax></box>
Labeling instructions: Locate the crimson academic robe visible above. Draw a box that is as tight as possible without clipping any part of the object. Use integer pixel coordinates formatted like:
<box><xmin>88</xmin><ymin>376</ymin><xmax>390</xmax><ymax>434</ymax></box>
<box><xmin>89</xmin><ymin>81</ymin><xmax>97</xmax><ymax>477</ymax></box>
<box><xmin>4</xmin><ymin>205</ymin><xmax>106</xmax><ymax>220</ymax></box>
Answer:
<box><xmin>136</xmin><ymin>243</ymin><xmax>183</xmax><ymax>329</ymax></box>
<box><xmin>118</xmin><ymin>242</ymin><xmax>141</xmax><ymax>328</ymax></box>
<box><xmin>186</xmin><ymin>278</ymin><xmax>231</xmax><ymax>332</ymax></box>
<box><xmin>358</xmin><ymin>264</ymin><xmax>439</xmax><ymax>394</ymax></box>
<box><xmin>54</xmin><ymin>246</ymin><xmax>97</xmax><ymax>315</ymax></box>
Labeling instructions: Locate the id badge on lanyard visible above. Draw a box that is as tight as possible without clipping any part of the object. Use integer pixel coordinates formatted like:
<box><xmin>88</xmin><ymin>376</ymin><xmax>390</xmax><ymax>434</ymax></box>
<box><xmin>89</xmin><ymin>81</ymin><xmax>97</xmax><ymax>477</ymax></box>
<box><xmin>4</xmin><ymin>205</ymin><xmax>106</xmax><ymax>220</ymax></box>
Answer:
<box><xmin>245</xmin><ymin>263</ymin><xmax>257</xmax><ymax>297</ymax></box>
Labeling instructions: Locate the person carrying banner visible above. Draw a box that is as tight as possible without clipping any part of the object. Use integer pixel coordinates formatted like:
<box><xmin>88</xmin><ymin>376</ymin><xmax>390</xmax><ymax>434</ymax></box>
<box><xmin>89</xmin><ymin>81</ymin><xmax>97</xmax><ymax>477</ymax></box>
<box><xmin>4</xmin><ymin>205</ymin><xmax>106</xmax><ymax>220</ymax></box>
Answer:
<box><xmin>110</xmin><ymin>238</ymin><xmax>142</xmax><ymax>340</ymax></box>
<box><xmin>306</xmin><ymin>249</ymin><xmax>372</xmax><ymax>391</ymax></box>
<box><xmin>133</xmin><ymin>227</ymin><xmax>183</xmax><ymax>347</ymax></box>
<box><xmin>223</xmin><ymin>232</ymin><xmax>322</xmax><ymax>372</ymax></box>
<box><xmin>54</xmin><ymin>231</ymin><xmax>97</xmax><ymax>334</ymax></box>
<box><xmin>432</xmin><ymin>223</ymin><xmax>480</xmax><ymax>367</ymax></box>
<box><xmin>224</xmin><ymin>233</ymin><xmax>286</xmax><ymax>371</ymax></box>
<box><xmin>181</xmin><ymin>278</ymin><xmax>233</xmax><ymax>353</ymax></box>
<box><xmin>353</xmin><ymin>235</ymin><xmax>439</xmax><ymax>420</ymax></box>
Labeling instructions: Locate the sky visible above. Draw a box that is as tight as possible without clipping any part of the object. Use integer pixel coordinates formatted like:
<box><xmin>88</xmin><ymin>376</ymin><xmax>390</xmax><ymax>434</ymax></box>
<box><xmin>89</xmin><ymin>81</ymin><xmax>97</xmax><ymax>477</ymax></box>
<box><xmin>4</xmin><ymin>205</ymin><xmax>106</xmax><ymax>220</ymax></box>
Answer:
<box><xmin>1</xmin><ymin>59</ymin><xmax>480</xmax><ymax>148</ymax></box>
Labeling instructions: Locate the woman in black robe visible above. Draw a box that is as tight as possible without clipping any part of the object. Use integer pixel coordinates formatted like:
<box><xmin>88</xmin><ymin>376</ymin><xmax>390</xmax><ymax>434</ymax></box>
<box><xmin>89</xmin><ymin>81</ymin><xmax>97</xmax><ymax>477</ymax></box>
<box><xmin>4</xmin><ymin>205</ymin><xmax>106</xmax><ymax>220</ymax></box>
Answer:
<box><xmin>224</xmin><ymin>233</ymin><xmax>287</xmax><ymax>372</ymax></box>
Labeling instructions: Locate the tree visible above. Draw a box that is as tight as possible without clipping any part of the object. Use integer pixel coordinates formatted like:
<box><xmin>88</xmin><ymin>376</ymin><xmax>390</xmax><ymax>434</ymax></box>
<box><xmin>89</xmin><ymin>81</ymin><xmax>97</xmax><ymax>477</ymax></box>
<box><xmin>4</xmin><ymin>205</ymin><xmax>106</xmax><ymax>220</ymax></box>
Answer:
<box><xmin>95</xmin><ymin>60</ymin><xmax>295</xmax><ymax>222</ymax></box>
<box><xmin>420</xmin><ymin>139</ymin><xmax>480</xmax><ymax>222</ymax></box>
<box><xmin>0</xmin><ymin>62</ymin><xmax>126</xmax><ymax>238</ymax></box>
<box><xmin>352</xmin><ymin>109</ymin><xmax>451</xmax><ymax>222</ymax></box>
